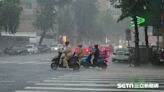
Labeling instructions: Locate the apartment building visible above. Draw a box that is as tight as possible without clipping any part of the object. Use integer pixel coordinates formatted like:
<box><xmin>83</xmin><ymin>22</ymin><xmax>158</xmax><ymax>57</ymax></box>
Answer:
<box><xmin>18</xmin><ymin>0</ymin><xmax>37</xmax><ymax>32</ymax></box>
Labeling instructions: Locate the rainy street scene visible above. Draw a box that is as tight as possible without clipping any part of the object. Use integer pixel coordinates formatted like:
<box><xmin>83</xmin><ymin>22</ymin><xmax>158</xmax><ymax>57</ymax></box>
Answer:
<box><xmin>0</xmin><ymin>0</ymin><xmax>164</xmax><ymax>92</ymax></box>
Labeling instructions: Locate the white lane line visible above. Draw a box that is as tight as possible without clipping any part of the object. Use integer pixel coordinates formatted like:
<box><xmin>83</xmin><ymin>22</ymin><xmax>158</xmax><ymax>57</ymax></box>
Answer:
<box><xmin>0</xmin><ymin>80</ymin><xmax>15</xmax><ymax>83</ymax></box>
<box><xmin>15</xmin><ymin>91</ymin><xmax>50</xmax><ymax>92</ymax></box>
<box><xmin>52</xmin><ymin>77</ymin><xmax>164</xmax><ymax>81</ymax></box>
<box><xmin>43</xmin><ymin>80</ymin><xmax>131</xmax><ymax>83</ymax></box>
<box><xmin>14</xmin><ymin>90</ymin><xmax>164</xmax><ymax>92</ymax></box>
<box><xmin>24</xmin><ymin>87</ymin><xmax>163</xmax><ymax>92</ymax></box>
<box><xmin>26</xmin><ymin>81</ymin><xmax>40</xmax><ymax>83</ymax></box>
<box><xmin>33</xmin><ymin>62</ymin><xmax>49</xmax><ymax>65</ymax></box>
<box><xmin>57</xmin><ymin>76</ymin><xmax>164</xmax><ymax>81</ymax></box>
<box><xmin>0</xmin><ymin>61</ymin><xmax>49</xmax><ymax>65</ymax></box>
<box><xmin>0</xmin><ymin>61</ymin><xmax>19</xmax><ymax>64</ymax></box>
<box><xmin>35</xmin><ymin>83</ymin><xmax>115</xmax><ymax>87</ymax></box>
<box><xmin>46</xmin><ymin>79</ymin><xmax>164</xmax><ymax>83</ymax></box>
<box><xmin>61</xmin><ymin>75</ymin><xmax>164</xmax><ymax>78</ymax></box>
<box><xmin>43</xmin><ymin>80</ymin><xmax>164</xmax><ymax>84</ymax></box>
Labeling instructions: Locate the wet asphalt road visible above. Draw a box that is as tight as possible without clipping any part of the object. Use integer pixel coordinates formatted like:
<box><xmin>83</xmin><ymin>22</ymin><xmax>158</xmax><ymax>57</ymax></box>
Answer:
<box><xmin>0</xmin><ymin>53</ymin><xmax>164</xmax><ymax>92</ymax></box>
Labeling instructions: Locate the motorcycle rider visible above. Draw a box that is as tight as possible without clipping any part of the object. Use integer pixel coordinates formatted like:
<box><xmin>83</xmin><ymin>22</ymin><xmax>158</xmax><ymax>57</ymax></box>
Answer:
<box><xmin>59</xmin><ymin>41</ymin><xmax>72</xmax><ymax>68</ymax></box>
<box><xmin>93</xmin><ymin>44</ymin><xmax>100</xmax><ymax>66</ymax></box>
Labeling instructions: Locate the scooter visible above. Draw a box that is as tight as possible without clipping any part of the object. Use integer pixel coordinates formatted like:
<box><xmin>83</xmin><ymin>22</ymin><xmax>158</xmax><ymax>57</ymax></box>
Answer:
<box><xmin>51</xmin><ymin>51</ymin><xmax>80</xmax><ymax>70</ymax></box>
<box><xmin>80</xmin><ymin>53</ymin><xmax>108</xmax><ymax>69</ymax></box>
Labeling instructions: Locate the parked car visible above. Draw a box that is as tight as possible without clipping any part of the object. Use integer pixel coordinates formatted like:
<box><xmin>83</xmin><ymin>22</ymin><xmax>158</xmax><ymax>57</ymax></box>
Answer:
<box><xmin>25</xmin><ymin>45</ymin><xmax>38</xmax><ymax>54</ymax></box>
<box><xmin>112</xmin><ymin>47</ymin><xmax>129</xmax><ymax>62</ymax></box>
<box><xmin>50</xmin><ymin>44</ymin><xmax>64</xmax><ymax>52</ymax></box>
<box><xmin>4</xmin><ymin>46</ymin><xmax>28</xmax><ymax>55</ymax></box>
<box><xmin>151</xmin><ymin>47</ymin><xmax>164</xmax><ymax>66</ymax></box>
<box><xmin>38</xmin><ymin>45</ymin><xmax>50</xmax><ymax>53</ymax></box>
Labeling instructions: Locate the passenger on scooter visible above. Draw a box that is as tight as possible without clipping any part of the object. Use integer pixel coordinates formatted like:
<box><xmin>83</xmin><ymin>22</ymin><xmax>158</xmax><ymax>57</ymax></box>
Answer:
<box><xmin>59</xmin><ymin>41</ymin><xmax>72</xmax><ymax>68</ymax></box>
<box><xmin>76</xmin><ymin>44</ymin><xmax>84</xmax><ymax>65</ymax></box>
<box><xmin>78</xmin><ymin>45</ymin><xmax>84</xmax><ymax>57</ymax></box>
<box><xmin>93</xmin><ymin>44</ymin><xmax>100</xmax><ymax>66</ymax></box>
<box><xmin>89</xmin><ymin>46</ymin><xmax>94</xmax><ymax>54</ymax></box>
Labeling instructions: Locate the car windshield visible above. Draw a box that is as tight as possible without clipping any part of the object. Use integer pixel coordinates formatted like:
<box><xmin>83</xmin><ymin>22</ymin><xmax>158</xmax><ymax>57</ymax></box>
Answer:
<box><xmin>51</xmin><ymin>45</ymin><xmax>57</xmax><ymax>47</ymax></box>
<box><xmin>116</xmin><ymin>48</ymin><xmax>128</xmax><ymax>53</ymax></box>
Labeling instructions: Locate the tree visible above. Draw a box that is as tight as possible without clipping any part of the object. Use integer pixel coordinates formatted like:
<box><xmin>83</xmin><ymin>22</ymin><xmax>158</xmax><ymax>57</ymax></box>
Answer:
<box><xmin>110</xmin><ymin>0</ymin><xmax>148</xmax><ymax>66</ymax></box>
<box><xmin>57</xmin><ymin>4</ymin><xmax>74</xmax><ymax>39</ymax></box>
<box><xmin>0</xmin><ymin>0</ymin><xmax>22</xmax><ymax>34</ymax></box>
<box><xmin>73</xmin><ymin>0</ymin><xmax>98</xmax><ymax>43</ymax></box>
<box><xmin>34</xmin><ymin>0</ymin><xmax>56</xmax><ymax>45</ymax></box>
<box><xmin>95</xmin><ymin>11</ymin><xmax>130</xmax><ymax>42</ymax></box>
<box><xmin>34</xmin><ymin>0</ymin><xmax>72</xmax><ymax>45</ymax></box>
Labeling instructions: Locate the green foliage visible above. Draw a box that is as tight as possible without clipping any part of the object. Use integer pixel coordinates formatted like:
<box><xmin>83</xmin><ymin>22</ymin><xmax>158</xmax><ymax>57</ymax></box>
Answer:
<box><xmin>35</xmin><ymin>0</ymin><xmax>73</xmax><ymax>31</ymax></box>
<box><xmin>111</xmin><ymin>0</ymin><xmax>148</xmax><ymax>22</ymax></box>
<box><xmin>35</xmin><ymin>0</ymin><xmax>72</xmax><ymax>45</ymax></box>
<box><xmin>110</xmin><ymin>0</ymin><xmax>149</xmax><ymax>66</ymax></box>
<box><xmin>34</xmin><ymin>0</ymin><xmax>56</xmax><ymax>31</ymax></box>
<box><xmin>0</xmin><ymin>0</ymin><xmax>22</xmax><ymax>34</ymax></box>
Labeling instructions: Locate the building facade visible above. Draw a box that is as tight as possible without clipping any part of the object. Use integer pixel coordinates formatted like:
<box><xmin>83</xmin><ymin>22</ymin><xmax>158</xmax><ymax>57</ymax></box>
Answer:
<box><xmin>18</xmin><ymin>0</ymin><xmax>37</xmax><ymax>32</ymax></box>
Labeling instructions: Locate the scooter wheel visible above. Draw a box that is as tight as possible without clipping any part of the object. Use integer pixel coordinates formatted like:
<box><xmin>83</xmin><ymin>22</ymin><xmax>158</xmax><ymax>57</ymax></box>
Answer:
<box><xmin>83</xmin><ymin>63</ymin><xmax>90</xmax><ymax>69</ymax></box>
<box><xmin>51</xmin><ymin>63</ymin><xmax>58</xmax><ymax>70</ymax></box>
<box><xmin>73</xmin><ymin>64</ymin><xmax>80</xmax><ymax>71</ymax></box>
<box><xmin>101</xmin><ymin>63</ymin><xmax>107</xmax><ymax>69</ymax></box>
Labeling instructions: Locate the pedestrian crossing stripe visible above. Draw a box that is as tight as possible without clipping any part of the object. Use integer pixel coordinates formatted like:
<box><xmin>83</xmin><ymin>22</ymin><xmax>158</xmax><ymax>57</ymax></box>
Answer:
<box><xmin>35</xmin><ymin>83</ymin><xmax>115</xmax><ymax>87</ymax></box>
<box><xmin>51</xmin><ymin>77</ymin><xmax>164</xmax><ymax>81</ymax></box>
<box><xmin>59</xmin><ymin>74</ymin><xmax>164</xmax><ymax>78</ymax></box>
<box><xmin>43</xmin><ymin>79</ymin><xmax>164</xmax><ymax>83</ymax></box>
<box><xmin>15</xmin><ymin>90</ymin><xmax>164</xmax><ymax>92</ymax></box>
<box><xmin>15</xmin><ymin>70</ymin><xmax>164</xmax><ymax>92</ymax></box>
<box><xmin>35</xmin><ymin>83</ymin><xmax>164</xmax><ymax>88</ymax></box>
<box><xmin>22</xmin><ymin>87</ymin><xmax>163</xmax><ymax>92</ymax></box>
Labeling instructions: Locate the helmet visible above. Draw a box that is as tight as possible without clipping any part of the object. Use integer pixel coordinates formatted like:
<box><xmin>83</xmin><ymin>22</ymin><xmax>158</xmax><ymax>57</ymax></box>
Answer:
<box><xmin>94</xmin><ymin>44</ymin><xmax>98</xmax><ymax>48</ymax></box>
<box><xmin>78</xmin><ymin>44</ymin><xmax>82</xmax><ymax>48</ymax></box>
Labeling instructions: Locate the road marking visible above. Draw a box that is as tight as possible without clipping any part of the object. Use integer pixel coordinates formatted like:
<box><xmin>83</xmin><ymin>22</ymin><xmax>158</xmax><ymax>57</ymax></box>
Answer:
<box><xmin>24</xmin><ymin>87</ymin><xmax>163</xmax><ymax>92</ymax></box>
<box><xmin>35</xmin><ymin>83</ymin><xmax>115</xmax><ymax>87</ymax></box>
<box><xmin>14</xmin><ymin>68</ymin><xmax>164</xmax><ymax>92</ymax></box>
<box><xmin>43</xmin><ymin>80</ymin><xmax>132</xmax><ymax>83</ymax></box>
<box><xmin>61</xmin><ymin>74</ymin><xmax>164</xmax><ymax>78</ymax></box>
<box><xmin>0</xmin><ymin>61</ymin><xmax>49</xmax><ymax>65</ymax></box>
<box><xmin>43</xmin><ymin>80</ymin><xmax>112</xmax><ymax>83</ymax></box>
<box><xmin>52</xmin><ymin>77</ymin><xmax>164</xmax><ymax>81</ymax></box>
<box><xmin>0</xmin><ymin>80</ymin><xmax>15</xmax><ymax>83</ymax></box>
<box><xmin>14</xmin><ymin>90</ymin><xmax>164</xmax><ymax>92</ymax></box>
<box><xmin>16</xmin><ymin>91</ymin><xmax>50</xmax><ymax>92</ymax></box>
<box><xmin>44</xmin><ymin>79</ymin><xmax>164</xmax><ymax>83</ymax></box>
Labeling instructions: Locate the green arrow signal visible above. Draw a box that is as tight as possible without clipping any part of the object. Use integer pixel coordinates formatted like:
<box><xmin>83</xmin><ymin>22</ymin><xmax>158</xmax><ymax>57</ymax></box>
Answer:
<box><xmin>131</xmin><ymin>16</ymin><xmax>145</xmax><ymax>27</ymax></box>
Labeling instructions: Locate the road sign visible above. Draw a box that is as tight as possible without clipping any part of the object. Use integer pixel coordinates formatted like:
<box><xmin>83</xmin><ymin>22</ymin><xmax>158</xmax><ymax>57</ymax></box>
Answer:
<box><xmin>131</xmin><ymin>16</ymin><xmax>145</xmax><ymax>27</ymax></box>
